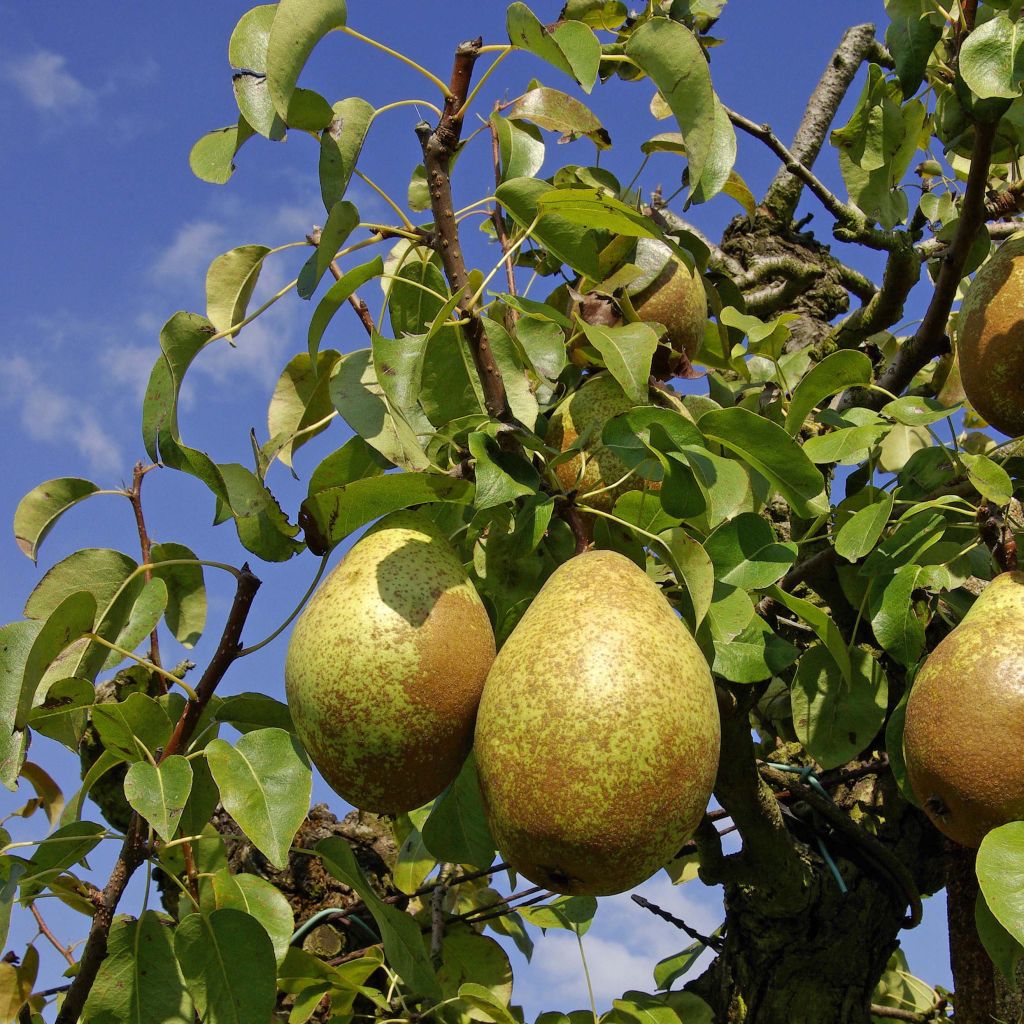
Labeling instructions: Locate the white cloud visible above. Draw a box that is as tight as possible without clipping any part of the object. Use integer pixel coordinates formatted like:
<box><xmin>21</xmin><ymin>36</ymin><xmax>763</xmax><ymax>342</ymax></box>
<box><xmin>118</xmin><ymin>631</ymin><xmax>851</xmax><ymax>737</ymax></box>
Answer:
<box><xmin>1</xmin><ymin>355</ymin><xmax>122</xmax><ymax>474</ymax></box>
<box><xmin>150</xmin><ymin>220</ymin><xmax>227</xmax><ymax>284</ymax></box>
<box><xmin>4</xmin><ymin>50</ymin><xmax>98</xmax><ymax>117</ymax></box>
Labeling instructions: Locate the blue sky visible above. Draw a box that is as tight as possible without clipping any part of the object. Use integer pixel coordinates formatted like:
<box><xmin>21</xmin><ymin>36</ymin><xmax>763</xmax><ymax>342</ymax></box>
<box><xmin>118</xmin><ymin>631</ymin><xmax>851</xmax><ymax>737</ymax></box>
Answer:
<box><xmin>0</xmin><ymin>1</ymin><xmax>954</xmax><ymax>1016</ymax></box>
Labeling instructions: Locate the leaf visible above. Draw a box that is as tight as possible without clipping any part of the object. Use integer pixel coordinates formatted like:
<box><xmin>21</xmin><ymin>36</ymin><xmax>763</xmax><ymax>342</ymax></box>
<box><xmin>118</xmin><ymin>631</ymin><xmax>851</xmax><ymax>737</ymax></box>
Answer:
<box><xmin>704</xmin><ymin>512</ymin><xmax>797</xmax><ymax>590</ymax></box>
<box><xmin>978</xmin><ymin>821</ymin><xmax>1024</xmax><ymax>949</ymax></box>
<box><xmin>690</xmin><ymin>96</ymin><xmax>737</xmax><ymax>205</ymax></box>
<box><xmin>299</xmin><ymin>200</ymin><xmax>359</xmax><ymax>298</ymax></box>
<box><xmin>300</xmin><ymin>473</ymin><xmax>473</xmax><ymax>554</ymax></box>
<box><xmin>802</xmin><ymin>422</ymin><xmax>891</xmax><ymax>464</ymax></box>
<box><xmin>562</xmin><ymin>0</ymin><xmax>628</xmax><ymax>29</ymax></box>
<box><xmin>19</xmin><ymin>761</ymin><xmax>64</xmax><ymax>828</ymax></box>
<box><xmin>20</xmin><ymin>820</ymin><xmax>105</xmax><ymax>895</ymax></box>
<box><xmin>769</xmin><ymin>586</ymin><xmax>852</xmax><ymax>682</ymax></box>
<box><xmin>0</xmin><ymin>858</ymin><xmax>25</xmax><ymax>950</ymax></box>
<box><xmin>654</xmin><ymin>939</ymin><xmax>705</xmax><ymax>990</ymax></box>
<box><xmin>394</xmin><ymin>819</ymin><xmax>436</xmax><ymax>896</ymax></box>
<box><xmin>711</xmin><ymin>615</ymin><xmax>798</xmax><ymax>684</ymax></box>
<box><xmin>422</xmin><ymin>755</ymin><xmax>495</xmax><ymax>869</ymax></box>
<box><xmin>84</xmin><ymin>911</ymin><xmax>194</xmax><ymax>1024</ymax></box>
<box><xmin>881</xmin><ymin>395</ymin><xmax>956</xmax><ymax>425</ymax></box>
<box><xmin>371</xmin><ymin>332</ymin><xmax>429</xmax><ymax>412</ymax></box>
<box><xmin>0</xmin><ymin>620</ymin><xmax>40</xmax><ymax>790</ymax></box>
<box><xmin>784</xmin><ymin>350</ymin><xmax>873</xmax><ymax>434</ymax></box>
<box><xmin>492</xmin><ymin>114</ymin><xmax>545</xmax><ymax>182</ymax></box>
<box><xmin>438</xmin><ymin>932</ymin><xmax>513</xmax><ymax>1014</ymax></box>
<box><xmin>13</xmin><ymin>477</ymin><xmax>100</xmax><ymax>562</ymax></box>
<box><xmin>217</xmin><ymin>463</ymin><xmax>304</xmax><ymax>562</ymax></box>
<box><xmin>835</xmin><ymin>493</ymin><xmax>894</xmax><ymax>562</ymax></box>
<box><xmin>16</xmin><ymin>592</ymin><xmax>96</xmax><ymax>729</ymax></box>
<box><xmin>660</xmin><ymin>528</ymin><xmax>714</xmax><ymax>628</ymax></box>
<box><xmin>175</xmin><ymin>909</ymin><xmax>277</xmax><ymax>1024</ymax></box>
<box><xmin>625</xmin><ymin>19</ymin><xmax>716</xmax><ymax>200</ymax></box>
<box><xmin>228</xmin><ymin>6</ymin><xmax>286</xmax><ymax>138</ymax></box>
<box><xmin>215</xmin><ymin>693</ymin><xmax>295</xmax><ymax>735</ymax></box>
<box><xmin>505</xmin><ymin>88</ymin><xmax>608</xmax><ymax>147</ymax></box>
<box><xmin>975</xmin><ymin>889</ymin><xmax>1024</xmax><ymax>986</ymax></box>
<box><xmin>92</xmin><ymin>692</ymin><xmax>174</xmax><ymax>763</ymax></box>
<box><xmin>308</xmin><ymin>256</ymin><xmax>384</xmax><ymax>360</ymax></box>
<box><xmin>457</xmin><ymin>983</ymin><xmax>518</xmax><ymax>1024</ymax></box>
<box><xmin>150</xmin><ymin>542</ymin><xmax>206</xmax><ymax>648</ymax></box>
<box><xmin>211</xmin><ymin>870</ymin><xmax>295</xmax><ymax>965</ymax></box>
<box><xmin>698</xmin><ymin>407</ymin><xmax>828</xmax><ymax>518</ymax></box>
<box><xmin>468</xmin><ymin>432</ymin><xmax>540</xmax><ymax>509</ymax></box>
<box><xmin>506</xmin><ymin>3</ymin><xmax>601</xmax><ymax>92</ymax></box>
<box><xmin>308</xmin><ymin>435</ymin><xmax>391</xmax><ymax>497</ymax></box>
<box><xmin>520</xmin><ymin>895</ymin><xmax>598</xmax><ymax>935</ymax></box>
<box><xmin>791</xmin><ymin>645</ymin><xmax>888</xmax><ymax>769</ymax></box>
<box><xmin>481</xmin><ymin>317</ymin><xmax>540</xmax><ymax>430</ymax></box>
<box><xmin>189</xmin><ymin>119</ymin><xmax>255</xmax><ymax>184</ymax></box>
<box><xmin>124</xmin><ymin>756</ymin><xmax>193</xmax><ymax>842</ymax></box>
<box><xmin>267</xmin><ymin>351</ymin><xmax>341</xmax><ymax>468</ymax></box>
<box><xmin>87</xmin><ymin>576</ymin><xmax>168</xmax><ymax>677</ymax></box>
<box><xmin>960</xmin><ymin>12</ymin><xmax>1024</xmax><ymax>100</ymax></box>
<box><xmin>24</xmin><ymin>547</ymin><xmax>136</xmax><ymax>621</ymax></box>
<box><xmin>318</xmin><ymin>835</ymin><xmax>442</xmax><ymax>999</ymax></box>
<box><xmin>206</xmin><ymin>728</ymin><xmax>311</xmax><ymax>869</ymax></box>
<box><xmin>266</xmin><ymin>0</ymin><xmax>347</xmax><ymax>126</ymax></box>
<box><xmin>578</xmin><ymin>322</ymin><xmax>659</xmax><ymax>404</ymax></box>
<box><xmin>961</xmin><ymin>452</ymin><xmax>1014</xmax><ymax>505</ymax></box>
<box><xmin>539</xmin><ymin>188</ymin><xmax>661</xmax><ymax>238</ymax></box>
<box><xmin>206</xmin><ymin>245</ymin><xmax>271</xmax><ymax>338</ymax></box>
<box><xmin>885</xmin><ymin>0</ymin><xmax>943</xmax><ymax>96</ymax></box>
<box><xmin>870</xmin><ymin>564</ymin><xmax>928</xmax><ymax>666</ymax></box>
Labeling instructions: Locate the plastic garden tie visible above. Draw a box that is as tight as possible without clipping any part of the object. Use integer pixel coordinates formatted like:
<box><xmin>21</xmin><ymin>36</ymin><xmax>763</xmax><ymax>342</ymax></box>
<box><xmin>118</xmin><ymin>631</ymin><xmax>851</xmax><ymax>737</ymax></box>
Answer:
<box><xmin>766</xmin><ymin>762</ymin><xmax>848</xmax><ymax>894</ymax></box>
<box><xmin>290</xmin><ymin>907</ymin><xmax>378</xmax><ymax>945</ymax></box>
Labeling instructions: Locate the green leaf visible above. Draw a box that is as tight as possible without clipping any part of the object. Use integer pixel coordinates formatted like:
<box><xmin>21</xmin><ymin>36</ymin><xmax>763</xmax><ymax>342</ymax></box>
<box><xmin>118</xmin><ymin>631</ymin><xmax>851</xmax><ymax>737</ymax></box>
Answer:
<box><xmin>329</xmin><ymin>348</ymin><xmax>431</xmax><ymax>471</ymax></box>
<box><xmin>835</xmin><ymin>493</ymin><xmax>894</xmax><ymax>562</ymax></box>
<box><xmin>300</xmin><ymin>473</ymin><xmax>473</xmax><ymax>554</ymax></box>
<box><xmin>84</xmin><ymin>911</ymin><xmax>193</xmax><ymax>1024</ymax></box>
<box><xmin>492</xmin><ymin>114</ymin><xmax>545</xmax><ymax>182</ymax></box>
<box><xmin>422</xmin><ymin>755</ymin><xmax>495</xmax><ymax>869</ymax></box>
<box><xmin>561</xmin><ymin>0</ymin><xmax>628</xmax><ymax>29</ymax></box>
<box><xmin>211</xmin><ymin>870</ymin><xmax>295</xmax><ymax>965</ymax></box>
<box><xmin>881</xmin><ymin>395</ymin><xmax>956</xmax><ymax>425</ymax></box>
<box><xmin>885</xmin><ymin>0</ymin><xmax>943</xmax><ymax>96</ymax></box>
<box><xmin>85</xmin><ymin>577</ymin><xmax>168</xmax><ymax>677</ymax></box>
<box><xmin>0</xmin><ymin>858</ymin><xmax>25</xmax><ymax>949</ymax></box>
<box><xmin>206</xmin><ymin>245</ymin><xmax>271</xmax><ymax>338</ymax></box>
<box><xmin>456</xmin><ymin>983</ymin><xmax>518</xmax><ymax>1024</ymax></box>
<box><xmin>299</xmin><ymin>200</ymin><xmax>359</xmax><ymax>298</ymax></box>
<box><xmin>520</xmin><ymin>895</ymin><xmax>598</xmax><ymax>935</ymax></box>
<box><xmin>308</xmin><ymin>435</ymin><xmax>391</xmax><ymax>497</ymax></box>
<box><xmin>711</xmin><ymin>615</ymin><xmax>798</xmax><ymax>684</ymax></box>
<box><xmin>189</xmin><ymin>119</ymin><xmax>255</xmax><ymax>184</ymax></box>
<box><xmin>539</xmin><ymin>188</ymin><xmax>660</xmax><ymax>238</ymax></box>
<box><xmin>318</xmin><ymin>95</ymin><xmax>375</xmax><ymax>207</ymax></box>
<box><xmin>870</xmin><ymin>564</ymin><xmax>928</xmax><ymax>666</ymax></box>
<box><xmin>150</xmin><ymin>542</ymin><xmax>206</xmax><ymax>648</ymax></box>
<box><xmin>0</xmin><ymin>621</ymin><xmax>41</xmax><ymax>790</ymax></box>
<box><xmin>625</xmin><ymin>19</ymin><xmax>716</xmax><ymax>200</ymax></box>
<box><xmin>206</xmin><ymin>728</ymin><xmax>311</xmax><ymax>869</ymax></box>
<box><xmin>960</xmin><ymin>12</ymin><xmax>1024</xmax><ymax>100</ymax></box>
<box><xmin>468</xmin><ymin>432</ymin><xmax>540</xmax><ymax>509</ymax></box>
<box><xmin>371</xmin><ymin>332</ymin><xmax>429</xmax><ymax>412</ymax></box>
<box><xmin>13</xmin><ymin>478</ymin><xmax>100</xmax><ymax>562</ymax></box>
<box><xmin>784</xmin><ymin>350</ymin><xmax>873</xmax><ymax>434</ymax></box>
<box><xmin>229</xmin><ymin>6</ymin><xmax>286</xmax><ymax>138</ymax></box>
<box><xmin>24</xmin><ymin>547</ymin><xmax>136</xmax><ymax>621</ymax></box>
<box><xmin>769</xmin><ymin>586</ymin><xmax>852</xmax><ymax>682</ymax></box>
<box><xmin>92</xmin><ymin>692</ymin><xmax>174</xmax><ymax>763</ymax></box>
<box><xmin>481</xmin><ymin>317</ymin><xmax>541</xmax><ymax>430</ymax></box>
<box><xmin>690</xmin><ymin>96</ymin><xmax>737</xmax><ymax>205</ymax></box>
<box><xmin>308</xmin><ymin>256</ymin><xmax>384</xmax><ymax>361</ymax></box>
<box><xmin>699</xmin><ymin>407</ymin><xmax>828</xmax><ymax>517</ymax></box>
<box><xmin>961</xmin><ymin>452</ymin><xmax>1014</xmax><ymax>505</ymax></box>
<box><xmin>266</xmin><ymin>0</ymin><xmax>347</xmax><ymax>125</ymax></box>
<box><xmin>654</xmin><ymin>939</ymin><xmax>705</xmax><ymax>990</ymax></box>
<box><xmin>613</xmin><ymin>490</ymin><xmax>680</xmax><ymax>535</ymax></box>
<box><xmin>438</xmin><ymin>932</ymin><xmax>513</xmax><ymax>1014</ymax></box>
<box><xmin>267</xmin><ymin>350</ymin><xmax>341</xmax><ymax>469</ymax></box>
<box><xmin>975</xmin><ymin>889</ymin><xmax>1024</xmax><ymax>986</ymax></box>
<box><xmin>20</xmin><ymin>820</ymin><xmax>105</xmax><ymax>895</ymax></box>
<box><xmin>394</xmin><ymin>817</ymin><xmax>436</xmax><ymax>896</ymax></box>
<box><xmin>318</xmin><ymin>835</ymin><xmax>442</xmax><ymax>999</ymax></box>
<box><xmin>506</xmin><ymin>3</ymin><xmax>601</xmax><ymax>92</ymax></box>
<box><xmin>660</xmin><ymin>528</ymin><xmax>714</xmax><ymax>628</ymax></box>
<box><xmin>802</xmin><ymin>422</ymin><xmax>890</xmax><ymax>464</ymax></box>
<box><xmin>16</xmin><ymin>592</ymin><xmax>96</xmax><ymax>729</ymax></box>
<box><xmin>124</xmin><ymin>756</ymin><xmax>193</xmax><ymax>842</ymax></box>
<box><xmin>505</xmin><ymin>87</ymin><xmax>609</xmax><ymax>147</ymax></box>
<box><xmin>217</xmin><ymin>463</ymin><xmax>304</xmax><ymax>562</ymax></box>
<box><xmin>978</xmin><ymin>821</ymin><xmax>1024</xmax><ymax>948</ymax></box>
<box><xmin>704</xmin><ymin>512</ymin><xmax>797</xmax><ymax>590</ymax></box>
<box><xmin>791</xmin><ymin>645</ymin><xmax>888</xmax><ymax>769</ymax></box>
<box><xmin>579</xmin><ymin>322</ymin><xmax>658</xmax><ymax>404</ymax></box>
<box><xmin>19</xmin><ymin>760</ymin><xmax>64</xmax><ymax>828</ymax></box>
<box><xmin>214</xmin><ymin>693</ymin><xmax>295</xmax><ymax>735</ymax></box>
<box><xmin>175</xmin><ymin>909</ymin><xmax>277</xmax><ymax>1024</ymax></box>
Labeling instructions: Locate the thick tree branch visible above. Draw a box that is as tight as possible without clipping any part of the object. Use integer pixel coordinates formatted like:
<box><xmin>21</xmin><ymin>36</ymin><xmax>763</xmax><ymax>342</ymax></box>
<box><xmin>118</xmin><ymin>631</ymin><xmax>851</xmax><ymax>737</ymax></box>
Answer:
<box><xmin>418</xmin><ymin>39</ymin><xmax>508</xmax><ymax>419</ymax></box>
<box><xmin>945</xmin><ymin>843</ymin><xmax>997</xmax><ymax>1024</ymax></box>
<box><xmin>55</xmin><ymin>565</ymin><xmax>262</xmax><ymax>1024</ymax></box>
<box><xmin>761</xmin><ymin>23</ymin><xmax>879</xmax><ymax>224</ymax></box>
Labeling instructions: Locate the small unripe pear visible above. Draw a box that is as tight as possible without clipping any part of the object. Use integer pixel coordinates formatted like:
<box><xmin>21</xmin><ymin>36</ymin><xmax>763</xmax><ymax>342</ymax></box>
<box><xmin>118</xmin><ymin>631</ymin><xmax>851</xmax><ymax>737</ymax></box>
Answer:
<box><xmin>904</xmin><ymin>571</ymin><xmax>1024</xmax><ymax>846</ymax></box>
<box><xmin>285</xmin><ymin>511</ymin><xmax>495</xmax><ymax>813</ymax></box>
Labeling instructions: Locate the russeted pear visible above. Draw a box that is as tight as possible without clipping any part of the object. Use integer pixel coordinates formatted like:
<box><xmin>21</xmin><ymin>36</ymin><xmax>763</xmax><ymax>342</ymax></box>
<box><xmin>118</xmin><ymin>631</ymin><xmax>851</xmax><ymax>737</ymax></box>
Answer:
<box><xmin>956</xmin><ymin>237</ymin><xmax>1024</xmax><ymax>437</ymax></box>
<box><xmin>903</xmin><ymin>571</ymin><xmax>1024</xmax><ymax>847</ymax></box>
<box><xmin>546</xmin><ymin>373</ymin><xmax>650</xmax><ymax>511</ymax></box>
<box><xmin>474</xmin><ymin>550</ymin><xmax>720</xmax><ymax>895</ymax></box>
<box><xmin>285</xmin><ymin>510</ymin><xmax>495</xmax><ymax>814</ymax></box>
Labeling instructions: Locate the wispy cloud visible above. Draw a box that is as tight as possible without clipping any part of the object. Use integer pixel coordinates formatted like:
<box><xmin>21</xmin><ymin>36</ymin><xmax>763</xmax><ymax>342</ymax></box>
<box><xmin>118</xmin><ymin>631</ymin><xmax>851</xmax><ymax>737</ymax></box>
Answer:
<box><xmin>150</xmin><ymin>220</ymin><xmax>228</xmax><ymax>285</ymax></box>
<box><xmin>4</xmin><ymin>50</ymin><xmax>98</xmax><ymax>118</ymax></box>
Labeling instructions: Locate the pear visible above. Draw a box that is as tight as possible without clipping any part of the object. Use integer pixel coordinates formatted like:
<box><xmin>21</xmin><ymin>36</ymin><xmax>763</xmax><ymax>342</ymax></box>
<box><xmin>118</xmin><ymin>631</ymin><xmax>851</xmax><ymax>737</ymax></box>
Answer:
<box><xmin>903</xmin><ymin>571</ymin><xmax>1024</xmax><ymax>846</ymax></box>
<box><xmin>474</xmin><ymin>549</ymin><xmax>720</xmax><ymax>895</ymax></box>
<box><xmin>285</xmin><ymin>510</ymin><xmax>495</xmax><ymax>813</ymax></box>
<box><xmin>957</xmin><ymin>237</ymin><xmax>1024</xmax><ymax>437</ymax></box>
<box><xmin>546</xmin><ymin>373</ymin><xmax>651</xmax><ymax>511</ymax></box>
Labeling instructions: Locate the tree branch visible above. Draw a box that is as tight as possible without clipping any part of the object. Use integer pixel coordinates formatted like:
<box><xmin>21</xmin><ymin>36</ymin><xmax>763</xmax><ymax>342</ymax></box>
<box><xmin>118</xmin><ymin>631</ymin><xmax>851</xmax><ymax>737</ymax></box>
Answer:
<box><xmin>761</xmin><ymin>23</ymin><xmax>879</xmax><ymax>224</ymax></box>
<box><xmin>54</xmin><ymin>565</ymin><xmax>262</xmax><ymax>1024</ymax></box>
<box><xmin>417</xmin><ymin>39</ymin><xmax>508</xmax><ymax>419</ymax></box>
<box><xmin>127</xmin><ymin>462</ymin><xmax>162</xmax><ymax>675</ymax></box>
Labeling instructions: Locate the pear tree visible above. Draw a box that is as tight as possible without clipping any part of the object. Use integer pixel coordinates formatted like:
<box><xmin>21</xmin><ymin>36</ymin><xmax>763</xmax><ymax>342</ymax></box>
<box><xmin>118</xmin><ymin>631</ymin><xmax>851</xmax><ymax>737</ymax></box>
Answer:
<box><xmin>5</xmin><ymin>2</ymin><xmax>1024</xmax><ymax>1023</ymax></box>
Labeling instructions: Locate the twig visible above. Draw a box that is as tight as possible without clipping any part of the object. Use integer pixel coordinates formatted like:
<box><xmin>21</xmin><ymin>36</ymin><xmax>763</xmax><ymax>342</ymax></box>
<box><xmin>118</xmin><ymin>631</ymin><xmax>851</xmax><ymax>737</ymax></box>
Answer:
<box><xmin>417</xmin><ymin>39</ymin><xmax>509</xmax><ymax>419</ymax></box>
<box><xmin>452</xmin><ymin>885</ymin><xmax>544</xmax><ymax>925</ymax></box>
<box><xmin>327</xmin><ymin>259</ymin><xmax>375</xmax><ymax>337</ymax></box>
<box><xmin>55</xmin><ymin>565</ymin><xmax>262</xmax><ymax>1024</ymax></box>
<box><xmin>127</xmin><ymin>461</ymin><xmax>162</xmax><ymax>675</ymax></box>
<box><xmin>407</xmin><ymin>861</ymin><xmax>509</xmax><ymax>900</ymax></box>
<box><xmin>869</xmin><ymin>1004</ymin><xmax>944</xmax><ymax>1023</ymax></box>
<box><xmin>977</xmin><ymin>503</ymin><xmax>1019</xmax><ymax>572</ymax></box>
<box><xmin>489</xmin><ymin>101</ymin><xmax>517</xmax><ymax>300</ymax></box>
<box><xmin>430</xmin><ymin>864</ymin><xmax>451</xmax><ymax>967</ymax></box>
<box><xmin>630</xmin><ymin>894</ymin><xmax>724</xmax><ymax>951</ymax></box>
<box><xmin>761</xmin><ymin>23</ymin><xmax>879</xmax><ymax>225</ymax></box>
<box><xmin>30</xmin><ymin>903</ymin><xmax>75</xmax><ymax>967</ymax></box>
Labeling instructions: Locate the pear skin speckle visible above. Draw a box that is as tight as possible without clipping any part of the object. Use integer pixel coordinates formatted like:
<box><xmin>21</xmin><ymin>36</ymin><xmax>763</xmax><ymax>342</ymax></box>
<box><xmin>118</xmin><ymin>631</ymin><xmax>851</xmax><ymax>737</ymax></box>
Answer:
<box><xmin>285</xmin><ymin>511</ymin><xmax>495</xmax><ymax>813</ymax></box>
<box><xmin>904</xmin><ymin>571</ymin><xmax>1024</xmax><ymax>847</ymax></box>
<box><xmin>474</xmin><ymin>549</ymin><xmax>720</xmax><ymax>895</ymax></box>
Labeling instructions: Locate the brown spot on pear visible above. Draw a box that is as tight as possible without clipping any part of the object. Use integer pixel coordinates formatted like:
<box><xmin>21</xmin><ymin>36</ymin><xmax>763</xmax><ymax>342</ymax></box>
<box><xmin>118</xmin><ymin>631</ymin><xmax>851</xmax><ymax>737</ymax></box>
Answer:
<box><xmin>285</xmin><ymin>510</ymin><xmax>495</xmax><ymax>813</ymax></box>
<box><xmin>474</xmin><ymin>550</ymin><xmax>720</xmax><ymax>895</ymax></box>
<box><xmin>903</xmin><ymin>571</ymin><xmax>1024</xmax><ymax>846</ymax></box>
<box><xmin>957</xmin><ymin>237</ymin><xmax>1024</xmax><ymax>437</ymax></box>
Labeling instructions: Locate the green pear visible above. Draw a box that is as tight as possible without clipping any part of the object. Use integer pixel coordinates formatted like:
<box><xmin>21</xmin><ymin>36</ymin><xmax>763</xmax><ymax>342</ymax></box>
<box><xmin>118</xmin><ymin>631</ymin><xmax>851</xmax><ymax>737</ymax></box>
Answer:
<box><xmin>285</xmin><ymin>510</ymin><xmax>496</xmax><ymax>813</ymax></box>
<box><xmin>474</xmin><ymin>549</ymin><xmax>720</xmax><ymax>895</ymax></box>
<box><xmin>904</xmin><ymin>570</ymin><xmax>1024</xmax><ymax>847</ymax></box>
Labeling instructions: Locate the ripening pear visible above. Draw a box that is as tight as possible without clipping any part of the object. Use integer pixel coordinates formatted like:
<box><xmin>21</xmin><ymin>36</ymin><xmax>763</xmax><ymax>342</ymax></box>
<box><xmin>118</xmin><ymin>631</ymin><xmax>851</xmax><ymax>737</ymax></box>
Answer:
<box><xmin>474</xmin><ymin>550</ymin><xmax>720</xmax><ymax>895</ymax></box>
<box><xmin>285</xmin><ymin>511</ymin><xmax>495</xmax><ymax>813</ymax></box>
<box><xmin>903</xmin><ymin>571</ymin><xmax>1024</xmax><ymax>846</ymax></box>
<box><xmin>957</xmin><ymin>237</ymin><xmax>1024</xmax><ymax>437</ymax></box>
